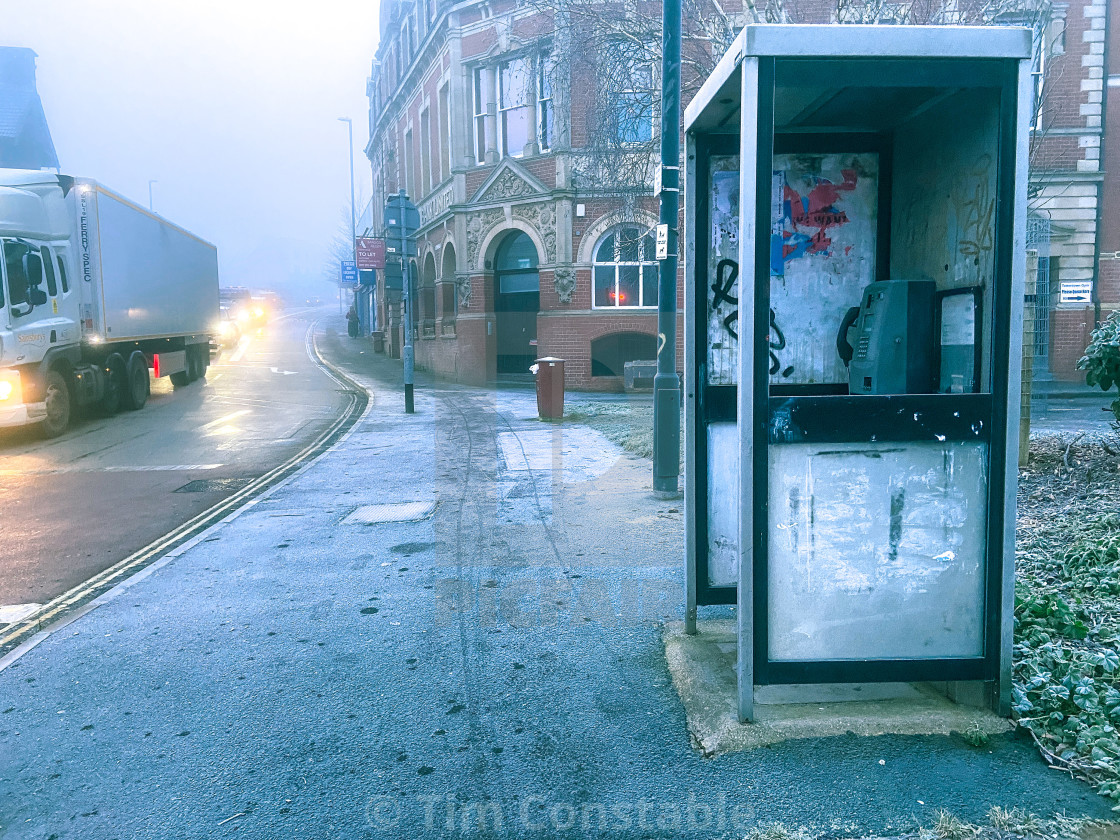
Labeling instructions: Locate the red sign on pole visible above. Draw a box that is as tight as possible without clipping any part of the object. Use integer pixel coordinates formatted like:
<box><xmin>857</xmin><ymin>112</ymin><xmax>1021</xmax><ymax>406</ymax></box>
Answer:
<box><xmin>356</xmin><ymin>238</ymin><xmax>385</xmax><ymax>270</ymax></box>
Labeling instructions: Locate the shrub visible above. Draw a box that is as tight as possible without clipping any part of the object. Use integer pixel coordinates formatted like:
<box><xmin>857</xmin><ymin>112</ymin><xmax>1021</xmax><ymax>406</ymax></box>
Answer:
<box><xmin>1078</xmin><ymin>311</ymin><xmax>1120</xmax><ymax>421</ymax></box>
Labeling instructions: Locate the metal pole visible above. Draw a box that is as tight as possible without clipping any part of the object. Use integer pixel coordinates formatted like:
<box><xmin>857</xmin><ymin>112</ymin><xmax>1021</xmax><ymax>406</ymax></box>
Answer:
<box><xmin>148</xmin><ymin>179</ymin><xmax>157</xmax><ymax>212</ymax></box>
<box><xmin>340</xmin><ymin>117</ymin><xmax>359</xmax><ymax>334</ymax></box>
<box><xmin>401</xmin><ymin>189</ymin><xmax>415</xmax><ymax>413</ymax></box>
<box><xmin>653</xmin><ymin>0</ymin><xmax>681</xmax><ymax>494</ymax></box>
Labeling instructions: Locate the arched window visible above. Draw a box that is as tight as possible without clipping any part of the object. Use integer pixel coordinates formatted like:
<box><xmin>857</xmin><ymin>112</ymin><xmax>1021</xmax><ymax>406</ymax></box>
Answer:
<box><xmin>421</xmin><ymin>252</ymin><xmax>437</xmax><ymax>327</ymax></box>
<box><xmin>592</xmin><ymin>226</ymin><xmax>657</xmax><ymax>309</ymax></box>
<box><xmin>494</xmin><ymin>231</ymin><xmax>539</xmax><ymax>292</ymax></box>
<box><xmin>591</xmin><ymin>332</ymin><xmax>657</xmax><ymax>377</ymax></box>
<box><xmin>441</xmin><ymin>244</ymin><xmax>458</xmax><ymax>319</ymax></box>
<box><xmin>409</xmin><ymin>260</ymin><xmax>420</xmax><ymax>328</ymax></box>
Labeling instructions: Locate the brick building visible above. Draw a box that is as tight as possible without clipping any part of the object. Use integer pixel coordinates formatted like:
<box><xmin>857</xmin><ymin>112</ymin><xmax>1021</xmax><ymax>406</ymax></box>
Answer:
<box><xmin>1018</xmin><ymin>0</ymin><xmax>1113</xmax><ymax>382</ymax></box>
<box><xmin>1099</xmin><ymin>0</ymin><xmax>1119</xmax><ymax>362</ymax></box>
<box><xmin>366</xmin><ymin>0</ymin><xmax>1113</xmax><ymax>387</ymax></box>
<box><xmin>365</xmin><ymin>0</ymin><xmax>745</xmax><ymax>388</ymax></box>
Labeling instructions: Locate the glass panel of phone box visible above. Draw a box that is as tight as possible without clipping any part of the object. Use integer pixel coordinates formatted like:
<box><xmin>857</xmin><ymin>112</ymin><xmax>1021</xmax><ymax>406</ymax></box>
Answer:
<box><xmin>706</xmin><ymin>63</ymin><xmax>1002</xmax><ymax>663</ymax></box>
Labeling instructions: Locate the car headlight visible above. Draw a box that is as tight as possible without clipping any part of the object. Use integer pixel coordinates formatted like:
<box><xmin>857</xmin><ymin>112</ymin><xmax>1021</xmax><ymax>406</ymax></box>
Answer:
<box><xmin>0</xmin><ymin>369</ymin><xmax>22</xmax><ymax>403</ymax></box>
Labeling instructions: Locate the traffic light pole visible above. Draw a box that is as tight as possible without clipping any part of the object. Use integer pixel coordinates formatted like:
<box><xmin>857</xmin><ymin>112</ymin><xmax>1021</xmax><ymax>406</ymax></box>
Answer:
<box><xmin>400</xmin><ymin>189</ymin><xmax>415</xmax><ymax>414</ymax></box>
<box><xmin>653</xmin><ymin>0</ymin><xmax>681</xmax><ymax>494</ymax></box>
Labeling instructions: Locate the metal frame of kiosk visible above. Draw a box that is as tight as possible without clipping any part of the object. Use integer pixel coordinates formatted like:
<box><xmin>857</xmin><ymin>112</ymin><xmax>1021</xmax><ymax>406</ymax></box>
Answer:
<box><xmin>682</xmin><ymin>25</ymin><xmax>1033</xmax><ymax>722</ymax></box>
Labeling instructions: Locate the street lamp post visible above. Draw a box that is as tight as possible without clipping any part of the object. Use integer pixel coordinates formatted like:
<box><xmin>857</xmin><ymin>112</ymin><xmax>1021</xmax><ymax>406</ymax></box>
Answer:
<box><xmin>148</xmin><ymin>179</ymin><xmax>157</xmax><ymax>212</ymax></box>
<box><xmin>653</xmin><ymin>0</ymin><xmax>682</xmax><ymax>495</ymax></box>
<box><xmin>339</xmin><ymin>117</ymin><xmax>358</xmax><ymax>330</ymax></box>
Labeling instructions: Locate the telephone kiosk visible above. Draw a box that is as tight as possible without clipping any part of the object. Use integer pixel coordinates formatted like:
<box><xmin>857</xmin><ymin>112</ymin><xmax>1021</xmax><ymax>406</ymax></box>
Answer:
<box><xmin>682</xmin><ymin>24</ymin><xmax>1031</xmax><ymax>722</ymax></box>
<box><xmin>837</xmin><ymin>279</ymin><xmax>983</xmax><ymax>396</ymax></box>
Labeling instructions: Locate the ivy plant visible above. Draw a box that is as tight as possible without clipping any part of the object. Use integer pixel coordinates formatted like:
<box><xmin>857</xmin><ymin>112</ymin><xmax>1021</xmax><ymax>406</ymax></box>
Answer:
<box><xmin>1078</xmin><ymin>311</ymin><xmax>1120</xmax><ymax>420</ymax></box>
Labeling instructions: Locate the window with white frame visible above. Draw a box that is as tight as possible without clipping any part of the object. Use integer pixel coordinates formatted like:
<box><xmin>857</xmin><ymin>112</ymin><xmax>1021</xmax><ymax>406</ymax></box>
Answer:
<box><xmin>1029</xmin><ymin>23</ymin><xmax>1047</xmax><ymax>131</ymax></box>
<box><xmin>420</xmin><ymin>107</ymin><xmax>431</xmax><ymax>194</ymax></box>
<box><xmin>538</xmin><ymin>51</ymin><xmax>553</xmax><ymax>152</ymax></box>
<box><xmin>607</xmin><ymin>42</ymin><xmax>654</xmax><ymax>144</ymax></box>
<box><xmin>438</xmin><ymin>84</ymin><xmax>451</xmax><ymax>180</ymax></box>
<box><xmin>997</xmin><ymin>12</ymin><xmax>1055</xmax><ymax>131</ymax></box>
<box><xmin>404</xmin><ymin>127</ymin><xmax>415</xmax><ymax>198</ymax></box>
<box><xmin>592</xmin><ymin>226</ymin><xmax>658</xmax><ymax>309</ymax></box>
<box><xmin>470</xmin><ymin>51</ymin><xmax>551</xmax><ymax>162</ymax></box>
<box><xmin>473</xmin><ymin>68</ymin><xmax>487</xmax><ymax>164</ymax></box>
<box><xmin>499</xmin><ymin>56</ymin><xmax>533</xmax><ymax>157</ymax></box>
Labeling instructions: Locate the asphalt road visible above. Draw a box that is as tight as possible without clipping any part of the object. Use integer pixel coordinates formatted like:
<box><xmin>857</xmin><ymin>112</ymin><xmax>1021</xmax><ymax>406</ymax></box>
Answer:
<box><xmin>0</xmin><ymin>305</ymin><xmax>347</xmax><ymax>616</ymax></box>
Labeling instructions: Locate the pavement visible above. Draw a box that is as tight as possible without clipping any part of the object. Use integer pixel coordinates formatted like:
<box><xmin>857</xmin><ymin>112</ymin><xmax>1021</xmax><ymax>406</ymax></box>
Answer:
<box><xmin>0</xmin><ymin>316</ymin><xmax>1114</xmax><ymax>840</ymax></box>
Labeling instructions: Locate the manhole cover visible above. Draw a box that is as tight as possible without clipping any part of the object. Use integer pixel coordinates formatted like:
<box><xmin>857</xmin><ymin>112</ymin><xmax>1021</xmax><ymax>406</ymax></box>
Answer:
<box><xmin>343</xmin><ymin>501</ymin><xmax>437</xmax><ymax>524</ymax></box>
<box><xmin>175</xmin><ymin>478</ymin><xmax>252</xmax><ymax>493</ymax></box>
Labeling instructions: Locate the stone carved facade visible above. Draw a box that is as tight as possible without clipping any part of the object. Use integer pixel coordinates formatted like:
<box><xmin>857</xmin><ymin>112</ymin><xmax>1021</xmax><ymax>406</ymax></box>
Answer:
<box><xmin>553</xmin><ymin>267</ymin><xmax>576</xmax><ymax>304</ymax></box>
<box><xmin>455</xmin><ymin>272</ymin><xmax>472</xmax><ymax>308</ymax></box>
<box><xmin>479</xmin><ymin>169</ymin><xmax>536</xmax><ymax>203</ymax></box>
<box><xmin>365</xmin><ymin>0</ymin><xmax>697</xmax><ymax>388</ymax></box>
<box><xmin>465</xmin><ymin>208</ymin><xmax>505</xmax><ymax>268</ymax></box>
<box><xmin>511</xmin><ymin>202</ymin><xmax>556</xmax><ymax>264</ymax></box>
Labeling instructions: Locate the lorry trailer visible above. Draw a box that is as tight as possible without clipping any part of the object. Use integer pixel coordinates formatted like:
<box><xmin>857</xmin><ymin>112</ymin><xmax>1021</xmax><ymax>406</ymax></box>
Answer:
<box><xmin>0</xmin><ymin>170</ymin><xmax>219</xmax><ymax>437</ymax></box>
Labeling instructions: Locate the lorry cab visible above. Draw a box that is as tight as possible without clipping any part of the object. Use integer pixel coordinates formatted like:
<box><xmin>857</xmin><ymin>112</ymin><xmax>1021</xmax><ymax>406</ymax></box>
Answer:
<box><xmin>0</xmin><ymin>170</ymin><xmax>218</xmax><ymax>438</ymax></box>
<box><xmin>0</xmin><ymin>174</ymin><xmax>82</xmax><ymax>429</ymax></box>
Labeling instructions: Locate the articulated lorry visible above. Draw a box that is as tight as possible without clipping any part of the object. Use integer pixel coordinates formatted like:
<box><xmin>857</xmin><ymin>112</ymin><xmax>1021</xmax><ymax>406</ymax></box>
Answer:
<box><xmin>0</xmin><ymin>170</ymin><xmax>219</xmax><ymax>437</ymax></box>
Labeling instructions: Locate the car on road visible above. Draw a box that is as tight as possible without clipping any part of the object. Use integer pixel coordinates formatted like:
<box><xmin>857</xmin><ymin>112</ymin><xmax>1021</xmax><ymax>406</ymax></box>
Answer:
<box><xmin>214</xmin><ymin>305</ymin><xmax>242</xmax><ymax>354</ymax></box>
<box><xmin>220</xmin><ymin>286</ymin><xmax>268</xmax><ymax>329</ymax></box>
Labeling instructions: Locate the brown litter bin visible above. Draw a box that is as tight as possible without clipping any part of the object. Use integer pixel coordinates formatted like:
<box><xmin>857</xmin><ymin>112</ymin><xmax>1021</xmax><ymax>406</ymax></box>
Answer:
<box><xmin>532</xmin><ymin>357</ymin><xmax>565</xmax><ymax>420</ymax></box>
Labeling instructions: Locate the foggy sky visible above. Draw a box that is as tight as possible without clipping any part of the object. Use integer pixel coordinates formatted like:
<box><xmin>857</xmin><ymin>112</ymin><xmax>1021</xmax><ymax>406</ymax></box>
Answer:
<box><xmin>3</xmin><ymin>0</ymin><xmax>378</xmax><ymax>298</ymax></box>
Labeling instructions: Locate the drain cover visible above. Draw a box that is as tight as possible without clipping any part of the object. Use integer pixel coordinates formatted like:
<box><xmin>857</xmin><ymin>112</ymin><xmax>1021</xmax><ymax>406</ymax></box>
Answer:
<box><xmin>175</xmin><ymin>478</ymin><xmax>252</xmax><ymax>493</ymax></box>
<box><xmin>343</xmin><ymin>501</ymin><xmax>437</xmax><ymax>524</ymax></box>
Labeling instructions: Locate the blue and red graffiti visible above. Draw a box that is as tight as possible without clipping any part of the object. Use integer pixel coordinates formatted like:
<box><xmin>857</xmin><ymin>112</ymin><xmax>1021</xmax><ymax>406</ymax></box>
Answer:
<box><xmin>770</xmin><ymin>169</ymin><xmax>858</xmax><ymax>275</ymax></box>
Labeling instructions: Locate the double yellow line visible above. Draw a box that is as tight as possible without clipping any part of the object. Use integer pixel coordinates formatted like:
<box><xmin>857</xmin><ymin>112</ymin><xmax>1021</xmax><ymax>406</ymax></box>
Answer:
<box><xmin>0</xmin><ymin>321</ymin><xmax>370</xmax><ymax>659</ymax></box>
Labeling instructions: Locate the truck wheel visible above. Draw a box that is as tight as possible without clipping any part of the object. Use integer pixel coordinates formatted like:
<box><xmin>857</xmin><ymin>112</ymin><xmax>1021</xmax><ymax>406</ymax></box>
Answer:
<box><xmin>169</xmin><ymin>369</ymin><xmax>191</xmax><ymax>388</ymax></box>
<box><xmin>98</xmin><ymin>354</ymin><xmax>126</xmax><ymax>414</ymax></box>
<box><xmin>187</xmin><ymin>345</ymin><xmax>203</xmax><ymax>382</ymax></box>
<box><xmin>122</xmin><ymin>351</ymin><xmax>150</xmax><ymax>411</ymax></box>
<box><xmin>39</xmin><ymin>370</ymin><xmax>72</xmax><ymax>438</ymax></box>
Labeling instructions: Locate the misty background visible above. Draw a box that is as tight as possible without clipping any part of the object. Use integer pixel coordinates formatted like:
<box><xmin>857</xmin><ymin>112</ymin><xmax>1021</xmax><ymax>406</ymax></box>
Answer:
<box><xmin>3</xmin><ymin>0</ymin><xmax>378</xmax><ymax>301</ymax></box>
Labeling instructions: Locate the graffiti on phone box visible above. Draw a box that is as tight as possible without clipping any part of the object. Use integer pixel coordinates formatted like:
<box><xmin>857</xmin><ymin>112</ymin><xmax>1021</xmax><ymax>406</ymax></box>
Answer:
<box><xmin>709</xmin><ymin>257</ymin><xmax>793</xmax><ymax>377</ymax></box>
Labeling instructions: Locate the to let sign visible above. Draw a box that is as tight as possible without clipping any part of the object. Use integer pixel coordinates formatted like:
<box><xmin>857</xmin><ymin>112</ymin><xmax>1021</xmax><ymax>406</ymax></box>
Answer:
<box><xmin>356</xmin><ymin>238</ymin><xmax>385</xmax><ymax>270</ymax></box>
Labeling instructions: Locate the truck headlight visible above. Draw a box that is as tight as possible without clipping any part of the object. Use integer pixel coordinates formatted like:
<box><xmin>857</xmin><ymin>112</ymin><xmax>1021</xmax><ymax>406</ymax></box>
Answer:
<box><xmin>0</xmin><ymin>370</ymin><xmax>21</xmax><ymax>403</ymax></box>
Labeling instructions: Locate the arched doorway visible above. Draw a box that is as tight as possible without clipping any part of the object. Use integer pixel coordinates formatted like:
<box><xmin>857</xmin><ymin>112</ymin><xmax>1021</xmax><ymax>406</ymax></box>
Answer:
<box><xmin>493</xmin><ymin>231</ymin><xmax>539</xmax><ymax>374</ymax></box>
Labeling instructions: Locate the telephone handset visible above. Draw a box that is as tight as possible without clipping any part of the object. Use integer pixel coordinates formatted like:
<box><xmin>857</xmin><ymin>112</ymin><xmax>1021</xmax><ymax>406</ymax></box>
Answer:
<box><xmin>837</xmin><ymin>279</ymin><xmax>936</xmax><ymax>395</ymax></box>
<box><xmin>836</xmin><ymin>306</ymin><xmax>861</xmax><ymax>367</ymax></box>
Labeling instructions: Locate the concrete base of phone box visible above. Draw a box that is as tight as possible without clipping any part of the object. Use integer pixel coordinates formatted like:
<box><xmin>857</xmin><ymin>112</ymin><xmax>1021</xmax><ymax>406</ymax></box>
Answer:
<box><xmin>663</xmin><ymin>620</ymin><xmax>1010</xmax><ymax>757</ymax></box>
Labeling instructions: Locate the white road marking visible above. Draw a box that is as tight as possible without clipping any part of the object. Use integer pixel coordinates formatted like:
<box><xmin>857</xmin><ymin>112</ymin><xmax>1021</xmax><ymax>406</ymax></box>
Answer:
<box><xmin>229</xmin><ymin>337</ymin><xmax>252</xmax><ymax>363</ymax></box>
<box><xmin>203</xmin><ymin>410</ymin><xmax>251</xmax><ymax>429</ymax></box>
<box><xmin>0</xmin><ymin>604</ymin><xmax>43</xmax><ymax>624</ymax></box>
<box><xmin>269</xmin><ymin>367</ymin><xmax>298</xmax><ymax>375</ymax></box>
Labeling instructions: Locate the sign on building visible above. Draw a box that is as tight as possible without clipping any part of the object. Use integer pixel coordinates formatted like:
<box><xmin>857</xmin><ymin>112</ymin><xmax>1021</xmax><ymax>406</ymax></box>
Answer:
<box><xmin>1059</xmin><ymin>280</ymin><xmax>1092</xmax><ymax>304</ymax></box>
<box><xmin>340</xmin><ymin>260</ymin><xmax>358</xmax><ymax>285</ymax></box>
<box><xmin>356</xmin><ymin>238</ymin><xmax>385</xmax><ymax>270</ymax></box>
